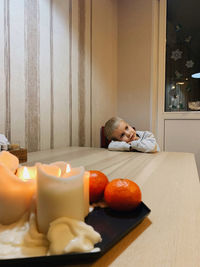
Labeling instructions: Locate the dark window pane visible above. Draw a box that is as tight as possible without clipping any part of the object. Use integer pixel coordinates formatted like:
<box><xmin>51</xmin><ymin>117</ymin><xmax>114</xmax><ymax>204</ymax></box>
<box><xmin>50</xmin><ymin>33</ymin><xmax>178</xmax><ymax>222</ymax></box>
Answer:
<box><xmin>165</xmin><ymin>0</ymin><xmax>200</xmax><ymax>111</ymax></box>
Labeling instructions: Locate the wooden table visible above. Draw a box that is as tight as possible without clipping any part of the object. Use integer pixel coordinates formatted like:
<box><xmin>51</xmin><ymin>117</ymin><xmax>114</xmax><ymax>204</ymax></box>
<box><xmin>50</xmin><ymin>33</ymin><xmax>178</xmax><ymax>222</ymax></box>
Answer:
<box><xmin>27</xmin><ymin>147</ymin><xmax>200</xmax><ymax>267</ymax></box>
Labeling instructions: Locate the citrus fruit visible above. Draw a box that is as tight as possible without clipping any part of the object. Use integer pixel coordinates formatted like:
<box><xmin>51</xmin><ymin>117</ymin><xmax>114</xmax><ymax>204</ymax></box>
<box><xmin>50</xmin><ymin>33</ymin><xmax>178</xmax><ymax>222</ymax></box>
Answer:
<box><xmin>89</xmin><ymin>170</ymin><xmax>109</xmax><ymax>203</ymax></box>
<box><xmin>104</xmin><ymin>178</ymin><xmax>142</xmax><ymax>211</ymax></box>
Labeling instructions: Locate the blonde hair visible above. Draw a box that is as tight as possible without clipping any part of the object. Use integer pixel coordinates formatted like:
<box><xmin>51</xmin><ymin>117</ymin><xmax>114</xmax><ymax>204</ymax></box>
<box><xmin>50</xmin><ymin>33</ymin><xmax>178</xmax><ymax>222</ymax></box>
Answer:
<box><xmin>104</xmin><ymin>117</ymin><xmax>123</xmax><ymax>140</ymax></box>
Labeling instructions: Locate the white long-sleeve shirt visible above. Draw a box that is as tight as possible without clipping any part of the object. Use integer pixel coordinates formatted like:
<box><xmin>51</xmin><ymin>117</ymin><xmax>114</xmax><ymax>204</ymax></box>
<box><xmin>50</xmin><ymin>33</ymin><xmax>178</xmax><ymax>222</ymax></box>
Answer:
<box><xmin>108</xmin><ymin>131</ymin><xmax>160</xmax><ymax>153</ymax></box>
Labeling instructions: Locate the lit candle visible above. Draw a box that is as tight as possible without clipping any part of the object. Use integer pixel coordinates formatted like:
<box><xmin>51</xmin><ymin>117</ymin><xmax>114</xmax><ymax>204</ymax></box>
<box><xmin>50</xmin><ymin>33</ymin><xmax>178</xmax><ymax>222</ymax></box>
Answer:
<box><xmin>54</xmin><ymin>162</ymin><xmax>89</xmax><ymax>216</ymax></box>
<box><xmin>0</xmin><ymin>151</ymin><xmax>19</xmax><ymax>173</ymax></box>
<box><xmin>63</xmin><ymin>164</ymin><xmax>89</xmax><ymax>217</ymax></box>
<box><xmin>16</xmin><ymin>166</ymin><xmax>37</xmax><ymax>181</ymax></box>
<box><xmin>62</xmin><ymin>163</ymin><xmax>77</xmax><ymax>177</ymax></box>
<box><xmin>66</xmin><ymin>163</ymin><xmax>71</xmax><ymax>173</ymax></box>
<box><xmin>36</xmin><ymin>162</ymin><xmax>89</xmax><ymax>234</ymax></box>
<box><xmin>16</xmin><ymin>165</ymin><xmax>61</xmax><ymax>181</ymax></box>
<box><xmin>0</xmin><ymin>163</ymin><xmax>36</xmax><ymax>225</ymax></box>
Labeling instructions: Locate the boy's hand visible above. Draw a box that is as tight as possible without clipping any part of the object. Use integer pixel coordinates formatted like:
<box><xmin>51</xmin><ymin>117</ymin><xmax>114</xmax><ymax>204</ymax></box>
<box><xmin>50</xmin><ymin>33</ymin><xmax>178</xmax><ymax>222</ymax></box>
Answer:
<box><xmin>128</xmin><ymin>136</ymin><xmax>139</xmax><ymax>144</ymax></box>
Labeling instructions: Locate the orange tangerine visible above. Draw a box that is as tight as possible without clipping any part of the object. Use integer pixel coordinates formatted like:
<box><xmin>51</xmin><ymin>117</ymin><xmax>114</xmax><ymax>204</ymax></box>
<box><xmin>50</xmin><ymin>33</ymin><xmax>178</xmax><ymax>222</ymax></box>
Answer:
<box><xmin>89</xmin><ymin>170</ymin><xmax>109</xmax><ymax>203</ymax></box>
<box><xmin>104</xmin><ymin>178</ymin><xmax>142</xmax><ymax>211</ymax></box>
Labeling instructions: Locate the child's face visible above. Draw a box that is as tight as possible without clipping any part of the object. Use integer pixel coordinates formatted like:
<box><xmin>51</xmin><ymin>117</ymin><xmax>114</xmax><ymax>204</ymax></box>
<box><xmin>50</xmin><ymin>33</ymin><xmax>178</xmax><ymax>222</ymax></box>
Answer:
<box><xmin>112</xmin><ymin>120</ymin><xmax>137</xmax><ymax>143</ymax></box>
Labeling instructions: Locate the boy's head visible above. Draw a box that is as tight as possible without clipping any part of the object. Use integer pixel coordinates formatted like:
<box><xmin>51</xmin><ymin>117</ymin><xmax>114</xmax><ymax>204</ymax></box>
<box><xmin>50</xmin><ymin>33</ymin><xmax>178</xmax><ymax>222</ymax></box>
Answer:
<box><xmin>104</xmin><ymin>117</ymin><xmax>137</xmax><ymax>143</ymax></box>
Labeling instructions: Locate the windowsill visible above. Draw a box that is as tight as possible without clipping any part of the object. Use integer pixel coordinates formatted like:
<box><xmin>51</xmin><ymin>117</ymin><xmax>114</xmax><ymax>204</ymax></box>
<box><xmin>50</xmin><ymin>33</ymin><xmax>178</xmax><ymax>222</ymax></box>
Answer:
<box><xmin>162</xmin><ymin>112</ymin><xmax>200</xmax><ymax>120</ymax></box>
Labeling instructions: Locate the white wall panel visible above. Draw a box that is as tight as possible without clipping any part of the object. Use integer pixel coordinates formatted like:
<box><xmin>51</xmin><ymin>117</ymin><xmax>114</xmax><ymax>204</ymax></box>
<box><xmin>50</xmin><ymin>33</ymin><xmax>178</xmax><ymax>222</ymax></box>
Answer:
<box><xmin>52</xmin><ymin>0</ymin><xmax>70</xmax><ymax>148</ymax></box>
<box><xmin>10</xmin><ymin>0</ymin><xmax>25</xmax><ymax>147</ymax></box>
<box><xmin>39</xmin><ymin>0</ymin><xmax>51</xmax><ymax>150</ymax></box>
<box><xmin>0</xmin><ymin>0</ymin><xmax>5</xmax><ymax>133</ymax></box>
<box><xmin>117</xmin><ymin>0</ymin><xmax>152</xmax><ymax>131</ymax></box>
<box><xmin>71</xmin><ymin>0</ymin><xmax>79</xmax><ymax>146</ymax></box>
<box><xmin>84</xmin><ymin>0</ymin><xmax>91</xmax><ymax>146</ymax></box>
<box><xmin>92</xmin><ymin>0</ymin><xmax>118</xmax><ymax>147</ymax></box>
<box><xmin>0</xmin><ymin>0</ymin><xmax>118</xmax><ymax>151</ymax></box>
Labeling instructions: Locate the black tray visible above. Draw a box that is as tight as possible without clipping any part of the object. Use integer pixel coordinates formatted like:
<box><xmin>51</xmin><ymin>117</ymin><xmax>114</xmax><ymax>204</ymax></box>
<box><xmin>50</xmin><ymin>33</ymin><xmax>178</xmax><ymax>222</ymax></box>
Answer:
<box><xmin>0</xmin><ymin>202</ymin><xmax>150</xmax><ymax>266</ymax></box>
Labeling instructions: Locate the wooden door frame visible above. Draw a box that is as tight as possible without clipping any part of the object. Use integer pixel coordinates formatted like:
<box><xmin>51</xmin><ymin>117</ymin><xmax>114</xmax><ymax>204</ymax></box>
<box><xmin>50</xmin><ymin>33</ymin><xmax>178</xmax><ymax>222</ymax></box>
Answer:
<box><xmin>156</xmin><ymin>0</ymin><xmax>167</xmax><ymax>150</ymax></box>
<box><xmin>150</xmin><ymin>0</ymin><xmax>166</xmax><ymax>150</ymax></box>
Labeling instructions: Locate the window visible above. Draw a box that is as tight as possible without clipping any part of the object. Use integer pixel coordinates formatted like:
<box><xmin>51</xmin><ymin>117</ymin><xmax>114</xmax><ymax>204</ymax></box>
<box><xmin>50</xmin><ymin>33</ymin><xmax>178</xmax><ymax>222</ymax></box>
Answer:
<box><xmin>165</xmin><ymin>0</ymin><xmax>200</xmax><ymax>111</ymax></box>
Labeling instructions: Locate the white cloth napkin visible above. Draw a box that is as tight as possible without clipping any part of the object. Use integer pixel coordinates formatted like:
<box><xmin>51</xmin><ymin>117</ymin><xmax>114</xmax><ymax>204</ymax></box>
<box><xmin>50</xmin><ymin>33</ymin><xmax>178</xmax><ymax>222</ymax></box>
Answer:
<box><xmin>0</xmin><ymin>134</ymin><xmax>10</xmax><ymax>150</ymax></box>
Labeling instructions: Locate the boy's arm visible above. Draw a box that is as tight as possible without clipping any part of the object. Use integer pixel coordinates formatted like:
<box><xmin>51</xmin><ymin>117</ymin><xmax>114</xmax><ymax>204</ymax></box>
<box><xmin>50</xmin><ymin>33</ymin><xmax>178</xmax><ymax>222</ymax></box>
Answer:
<box><xmin>108</xmin><ymin>140</ymin><xmax>131</xmax><ymax>151</ymax></box>
<box><xmin>130</xmin><ymin>131</ymin><xmax>160</xmax><ymax>153</ymax></box>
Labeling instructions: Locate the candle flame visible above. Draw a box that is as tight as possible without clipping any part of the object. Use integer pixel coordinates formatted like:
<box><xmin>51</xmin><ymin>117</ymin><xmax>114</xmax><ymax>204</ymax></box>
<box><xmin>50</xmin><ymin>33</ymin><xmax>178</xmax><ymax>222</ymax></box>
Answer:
<box><xmin>22</xmin><ymin>167</ymin><xmax>31</xmax><ymax>181</ymax></box>
<box><xmin>58</xmin><ymin>168</ymin><xmax>61</xmax><ymax>177</ymax></box>
<box><xmin>66</xmin><ymin>164</ymin><xmax>71</xmax><ymax>173</ymax></box>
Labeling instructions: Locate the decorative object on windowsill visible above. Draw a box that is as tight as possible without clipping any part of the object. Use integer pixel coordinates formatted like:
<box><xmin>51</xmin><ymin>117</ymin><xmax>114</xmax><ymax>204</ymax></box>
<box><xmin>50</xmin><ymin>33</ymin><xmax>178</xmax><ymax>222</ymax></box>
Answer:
<box><xmin>188</xmin><ymin>101</ymin><xmax>200</xmax><ymax>111</ymax></box>
<box><xmin>0</xmin><ymin>134</ymin><xmax>27</xmax><ymax>163</ymax></box>
<box><xmin>169</xmin><ymin>88</ymin><xmax>177</xmax><ymax>97</ymax></box>
<box><xmin>185</xmin><ymin>35</ymin><xmax>192</xmax><ymax>43</ymax></box>
<box><xmin>9</xmin><ymin>148</ymin><xmax>27</xmax><ymax>163</ymax></box>
<box><xmin>7</xmin><ymin>141</ymin><xmax>28</xmax><ymax>163</ymax></box>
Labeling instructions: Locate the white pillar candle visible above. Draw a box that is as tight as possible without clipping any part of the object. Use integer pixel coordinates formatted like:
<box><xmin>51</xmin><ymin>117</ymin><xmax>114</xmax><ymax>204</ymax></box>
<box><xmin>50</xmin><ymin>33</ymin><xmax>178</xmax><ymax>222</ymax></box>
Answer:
<box><xmin>50</xmin><ymin>162</ymin><xmax>89</xmax><ymax>217</ymax></box>
<box><xmin>0</xmin><ymin>163</ymin><xmax>36</xmax><ymax>225</ymax></box>
<box><xmin>36</xmin><ymin>163</ymin><xmax>89</xmax><ymax>234</ymax></box>
<box><xmin>83</xmin><ymin>171</ymin><xmax>89</xmax><ymax>217</ymax></box>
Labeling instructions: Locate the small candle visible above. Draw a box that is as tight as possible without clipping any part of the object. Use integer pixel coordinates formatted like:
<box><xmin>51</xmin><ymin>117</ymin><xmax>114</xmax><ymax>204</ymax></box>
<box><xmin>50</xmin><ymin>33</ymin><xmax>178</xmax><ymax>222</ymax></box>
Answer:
<box><xmin>16</xmin><ymin>165</ymin><xmax>61</xmax><ymax>181</ymax></box>
<box><xmin>0</xmin><ymin>163</ymin><xmax>36</xmax><ymax>225</ymax></box>
<box><xmin>62</xmin><ymin>164</ymin><xmax>80</xmax><ymax>178</ymax></box>
<box><xmin>63</xmin><ymin>164</ymin><xmax>89</xmax><ymax>217</ymax></box>
<box><xmin>64</xmin><ymin>165</ymin><xmax>89</xmax><ymax>218</ymax></box>
<box><xmin>36</xmin><ymin>162</ymin><xmax>89</xmax><ymax>234</ymax></box>
<box><xmin>66</xmin><ymin>163</ymin><xmax>71</xmax><ymax>173</ymax></box>
<box><xmin>16</xmin><ymin>166</ymin><xmax>37</xmax><ymax>181</ymax></box>
<box><xmin>0</xmin><ymin>151</ymin><xmax>19</xmax><ymax>173</ymax></box>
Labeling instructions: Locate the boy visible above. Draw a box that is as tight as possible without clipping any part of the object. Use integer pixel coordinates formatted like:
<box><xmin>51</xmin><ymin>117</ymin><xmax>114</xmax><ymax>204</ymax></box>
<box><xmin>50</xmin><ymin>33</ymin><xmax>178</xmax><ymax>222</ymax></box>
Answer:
<box><xmin>104</xmin><ymin>117</ymin><xmax>159</xmax><ymax>152</ymax></box>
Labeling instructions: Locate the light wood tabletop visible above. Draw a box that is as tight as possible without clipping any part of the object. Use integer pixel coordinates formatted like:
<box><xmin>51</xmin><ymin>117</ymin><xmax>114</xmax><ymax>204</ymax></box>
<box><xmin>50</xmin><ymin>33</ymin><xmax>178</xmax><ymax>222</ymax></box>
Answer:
<box><xmin>27</xmin><ymin>147</ymin><xmax>200</xmax><ymax>267</ymax></box>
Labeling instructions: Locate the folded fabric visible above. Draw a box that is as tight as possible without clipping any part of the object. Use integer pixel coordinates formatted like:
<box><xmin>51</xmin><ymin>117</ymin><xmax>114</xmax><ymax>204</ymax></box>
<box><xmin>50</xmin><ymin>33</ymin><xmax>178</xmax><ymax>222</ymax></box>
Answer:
<box><xmin>130</xmin><ymin>131</ymin><xmax>160</xmax><ymax>152</ymax></box>
<box><xmin>0</xmin><ymin>134</ymin><xmax>10</xmax><ymax>145</ymax></box>
<box><xmin>108</xmin><ymin>140</ymin><xmax>131</xmax><ymax>151</ymax></box>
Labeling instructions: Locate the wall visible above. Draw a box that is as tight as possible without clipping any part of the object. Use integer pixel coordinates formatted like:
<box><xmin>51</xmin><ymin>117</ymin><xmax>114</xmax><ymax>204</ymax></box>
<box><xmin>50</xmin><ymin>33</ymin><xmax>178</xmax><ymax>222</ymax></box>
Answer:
<box><xmin>165</xmin><ymin>119</ymin><xmax>200</xmax><ymax>174</ymax></box>
<box><xmin>117</xmin><ymin>0</ymin><xmax>153</xmax><ymax>131</ymax></box>
<box><xmin>92</xmin><ymin>0</ymin><xmax>118</xmax><ymax>146</ymax></box>
<box><xmin>0</xmin><ymin>0</ymin><xmax>117</xmax><ymax>151</ymax></box>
